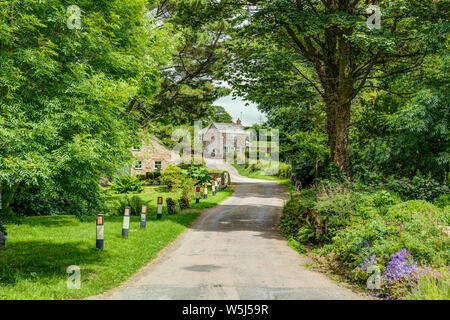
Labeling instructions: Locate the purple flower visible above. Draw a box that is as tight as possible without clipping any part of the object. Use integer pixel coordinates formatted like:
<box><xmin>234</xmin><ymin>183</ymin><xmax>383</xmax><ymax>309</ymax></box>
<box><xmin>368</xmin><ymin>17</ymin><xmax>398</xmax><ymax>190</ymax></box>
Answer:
<box><xmin>382</xmin><ymin>248</ymin><xmax>421</xmax><ymax>288</ymax></box>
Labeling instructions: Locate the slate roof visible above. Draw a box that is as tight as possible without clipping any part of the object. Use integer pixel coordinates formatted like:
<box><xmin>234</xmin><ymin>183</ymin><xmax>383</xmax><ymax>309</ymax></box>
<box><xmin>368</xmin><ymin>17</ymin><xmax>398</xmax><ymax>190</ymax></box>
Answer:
<box><xmin>200</xmin><ymin>122</ymin><xmax>248</xmax><ymax>136</ymax></box>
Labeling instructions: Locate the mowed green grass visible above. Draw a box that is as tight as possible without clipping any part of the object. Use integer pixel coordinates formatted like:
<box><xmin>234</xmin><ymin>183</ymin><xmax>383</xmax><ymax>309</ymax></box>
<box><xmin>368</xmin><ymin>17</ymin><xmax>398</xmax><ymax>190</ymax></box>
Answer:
<box><xmin>232</xmin><ymin>164</ymin><xmax>293</xmax><ymax>193</ymax></box>
<box><xmin>0</xmin><ymin>188</ymin><xmax>234</xmax><ymax>300</ymax></box>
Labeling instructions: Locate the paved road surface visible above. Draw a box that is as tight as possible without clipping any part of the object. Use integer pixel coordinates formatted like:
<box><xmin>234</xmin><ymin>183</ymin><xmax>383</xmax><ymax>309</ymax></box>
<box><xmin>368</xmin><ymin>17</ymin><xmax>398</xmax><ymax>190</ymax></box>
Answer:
<box><xmin>91</xmin><ymin>159</ymin><xmax>362</xmax><ymax>300</ymax></box>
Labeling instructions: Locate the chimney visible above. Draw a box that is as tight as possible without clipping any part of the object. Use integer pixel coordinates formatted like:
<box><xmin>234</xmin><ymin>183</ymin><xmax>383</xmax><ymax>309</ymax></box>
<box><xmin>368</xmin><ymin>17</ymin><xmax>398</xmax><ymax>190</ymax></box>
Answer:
<box><xmin>236</xmin><ymin>118</ymin><xmax>241</xmax><ymax>125</ymax></box>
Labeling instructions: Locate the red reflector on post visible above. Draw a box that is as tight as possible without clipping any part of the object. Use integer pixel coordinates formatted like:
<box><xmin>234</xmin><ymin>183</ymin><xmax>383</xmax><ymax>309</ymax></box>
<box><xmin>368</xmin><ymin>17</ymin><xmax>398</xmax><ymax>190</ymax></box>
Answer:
<box><xmin>97</xmin><ymin>215</ymin><xmax>103</xmax><ymax>225</ymax></box>
<box><xmin>124</xmin><ymin>207</ymin><xmax>130</xmax><ymax>216</ymax></box>
<box><xmin>196</xmin><ymin>187</ymin><xmax>200</xmax><ymax>191</ymax></box>
<box><xmin>157</xmin><ymin>197</ymin><xmax>163</xmax><ymax>204</ymax></box>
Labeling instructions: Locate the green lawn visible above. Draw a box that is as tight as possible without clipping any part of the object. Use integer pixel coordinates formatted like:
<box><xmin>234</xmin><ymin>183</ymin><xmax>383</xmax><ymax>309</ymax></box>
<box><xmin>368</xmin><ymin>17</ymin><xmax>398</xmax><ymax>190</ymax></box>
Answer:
<box><xmin>232</xmin><ymin>164</ymin><xmax>294</xmax><ymax>193</ymax></box>
<box><xmin>0</xmin><ymin>187</ymin><xmax>234</xmax><ymax>300</ymax></box>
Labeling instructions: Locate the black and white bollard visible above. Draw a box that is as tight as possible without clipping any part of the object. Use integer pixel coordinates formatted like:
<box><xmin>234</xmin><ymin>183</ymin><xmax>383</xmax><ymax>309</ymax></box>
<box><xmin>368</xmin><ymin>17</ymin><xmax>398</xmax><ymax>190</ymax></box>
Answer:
<box><xmin>212</xmin><ymin>181</ymin><xmax>216</xmax><ymax>196</ymax></box>
<box><xmin>140</xmin><ymin>205</ymin><xmax>147</xmax><ymax>229</ymax></box>
<box><xmin>196</xmin><ymin>187</ymin><xmax>200</xmax><ymax>203</ymax></box>
<box><xmin>214</xmin><ymin>177</ymin><xmax>218</xmax><ymax>194</ymax></box>
<box><xmin>96</xmin><ymin>214</ymin><xmax>104</xmax><ymax>250</ymax></box>
<box><xmin>156</xmin><ymin>197</ymin><xmax>163</xmax><ymax>220</ymax></box>
<box><xmin>122</xmin><ymin>206</ymin><xmax>130</xmax><ymax>238</ymax></box>
<box><xmin>204</xmin><ymin>183</ymin><xmax>208</xmax><ymax>199</ymax></box>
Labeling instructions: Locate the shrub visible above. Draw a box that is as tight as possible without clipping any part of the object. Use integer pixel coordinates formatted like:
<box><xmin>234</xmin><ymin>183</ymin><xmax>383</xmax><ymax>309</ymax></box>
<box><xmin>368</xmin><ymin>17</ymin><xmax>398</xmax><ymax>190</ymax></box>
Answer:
<box><xmin>434</xmin><ymin>193</ymin><xmax>450</xmax><ymax>209</ymax></box>
<box><xmin>110</xmin><ymin>175</ymin><xmax>143</xmax><ymax>194</ymax></box>
<box><xmin>279</xmin><ymin>191</ymin><xmax>315</xmax><ymax>240</ymax></box>
<box><xmin>356</xmin><ymin>190</ymin><xmax>402</xmax><ymax>217</ymax></box>
<box><xmin>386</xmin><ymin>176</ymin><xmax>449</xmax><ymax>202</ymax></box>
<box><xmin>278</xmin><ymin>162</ymin><xmax>290</xmax><ymax>178</ymax></box>
<box><xmin>166</xmin><ymin>197</ymin><xmax>177</xmax><ymax>214</ymax></box>
<box><xmin>186</xmin><ymin>166</ymin><xmax>210</xmax><ymax>184</ymax></box>
<box><xmin>178</xmin><ymin>196</ymin><xmax>189</xmax><ymax>210</ymax></box>
<box><xmin>109</xmin><ymin>195</ymin><xmax>147</xmax><ymax>216</ymax></box>
<box><xmin>386</xmin><ymin>200</ymin><xmax>448</xmax><ymax>225</ymax></box>
<box><xmin>160</xmin><ymin>165</ymin><xmax>184</xmax><ymax>191</ymax></box>
<box><xmin>332</xmin><ymin>201</ymin><xmax>449</xmax><ymax>269</ymax></box>
<box><xmin>313</xmin><ymin>190</ymin><xmax>363</xmax><ymax>238</ymax></box>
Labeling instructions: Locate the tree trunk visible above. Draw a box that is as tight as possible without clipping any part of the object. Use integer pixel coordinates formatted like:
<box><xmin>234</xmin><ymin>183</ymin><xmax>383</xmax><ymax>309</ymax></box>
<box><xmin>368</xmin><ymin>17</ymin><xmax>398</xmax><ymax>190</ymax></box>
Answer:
<box><xmin>325</xmin><ymin>99</ymin><xmax>351</xmax><ymax>173</ymax></box>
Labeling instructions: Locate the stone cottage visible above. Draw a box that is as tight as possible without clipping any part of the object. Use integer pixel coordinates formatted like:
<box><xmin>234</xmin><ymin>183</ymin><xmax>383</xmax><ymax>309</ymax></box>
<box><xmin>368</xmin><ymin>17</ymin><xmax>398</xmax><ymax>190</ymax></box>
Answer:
<box><xmin>130</xmin><ymin>135</ymin><xmax>180</xmax><ymax>176</ymax></box>
<box><xmin>199</xmin><ymin>119</ymin><xmax>249</xmax><ymax>160</ymax></box>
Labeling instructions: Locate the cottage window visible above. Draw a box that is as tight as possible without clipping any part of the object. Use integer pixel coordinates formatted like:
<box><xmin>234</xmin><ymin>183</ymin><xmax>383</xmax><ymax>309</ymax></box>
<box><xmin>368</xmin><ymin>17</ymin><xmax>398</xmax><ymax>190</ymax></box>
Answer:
<box><xmin>154</xmin><ymin>161</ymin><xmax>162</xmax><ymax>170</ymax></box>
<box><xmin>134</xmin><ymin>161</ymin><xmax>142</xmax><ymax>170</ymax></box>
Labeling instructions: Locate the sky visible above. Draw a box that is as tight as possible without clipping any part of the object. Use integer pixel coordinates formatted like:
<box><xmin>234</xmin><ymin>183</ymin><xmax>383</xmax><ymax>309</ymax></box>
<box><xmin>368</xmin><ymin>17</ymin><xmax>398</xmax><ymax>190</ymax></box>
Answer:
<box><xmin>212</xmin><ymin>81</ymin><xmax>267</xmax><ymax>126</ymax></box>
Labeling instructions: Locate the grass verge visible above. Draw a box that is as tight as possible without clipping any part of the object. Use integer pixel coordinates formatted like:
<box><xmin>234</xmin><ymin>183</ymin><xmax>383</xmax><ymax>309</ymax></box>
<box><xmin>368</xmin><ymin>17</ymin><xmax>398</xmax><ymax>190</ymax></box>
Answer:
<box><xmin>232</xmin><ymin>164</ymin><xmax>294</xmax><ymax>193</ymax></box>
<box><xmin>0</xmin><ymin>188</ymin><xmax>234</xmax><ymax>299</ymax></box>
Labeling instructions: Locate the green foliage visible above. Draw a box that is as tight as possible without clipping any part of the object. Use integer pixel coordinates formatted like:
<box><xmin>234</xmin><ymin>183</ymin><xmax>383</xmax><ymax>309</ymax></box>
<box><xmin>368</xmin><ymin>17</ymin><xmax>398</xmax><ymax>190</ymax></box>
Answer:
<box><xmin>386</xmin><ymin>176</ymin><xmax>449</xmax><ymax>202</ymax></box>
<box><xmin>386</xmin><ymin>200</ymin><xmax>449</xmax><ymax>226</ymax></box>
<box><xmin>332</xmin><ymin>200</ymin><xmax>449</xmax><ymax>269</ymax></box>
<box><xmin>186</xmin><ymin>166</ymin><xmax>210</xmax><ymax>184</ymax></box>
<box><xmin>279</xmin><ymin>190</ymin><xmax>315</xmax><ymax>239</ymax></box>
<box><xmin>407</xmin><ymin>270</ymin><xmax>450</xmax><ymax>300</ymax></box>
<box><xmin>280</xmin><ymin>181</ymin><xmax>449</xmax><ymax>300</ymax></box>
<box><xmin>109</xmin><ymin>195</ymin><xmax>147</xmax><ymax>216</ymax></box>
<box><xmin>141</xmin><ymin>0</ymin><xmax>238</xmax><ymax>125</ymax></box>
<box><xmin>160</xmin><ymin>165</ymin><xmax>184</xmax><ymax>191</ymax></box>
<box><xmin>110</xmin><ymin>175</ymin><xmax>143</xmax><ymax>194</ymax></box>
<box><xmin>434</xmin><ymin>194</ymin><xmax>450</xmax><ymax>209</ymax></box>
<box><xmin>178</xmin><ymin>196</ymin><xmax>189</xmax><ymax>210</ymax></box>
<box><xmin>358</xmin><ymin>190</ymin><xmax>403</xmax><ymax>216</ymax></box>
<box><xmin>166</xmin><ymin>197</ymin><xmax>177</xmax><ymax>215</ymax></box>
<box><xmin>0</xmin><ymin>0</ymin><xmax>175</xmax><ymax>223</ymax></box>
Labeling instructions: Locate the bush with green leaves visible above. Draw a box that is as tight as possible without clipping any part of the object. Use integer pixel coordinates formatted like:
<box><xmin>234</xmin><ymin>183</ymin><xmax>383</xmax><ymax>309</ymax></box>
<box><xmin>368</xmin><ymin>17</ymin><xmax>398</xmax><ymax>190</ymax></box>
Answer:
<box><xmin>110</xmin><ymin>175</ymin><xmax>143</xmax><ymax>194</ymax></box>
<box><xmin>279</xmin><ymin>190</ymin><xmax>315</xmax><ymax>240</ymax></box>
<box><xmin>385</xmin><ymin>176</ymin><xmax>449</xmax><ymax>202</ymax></box>
<box><xmin>331</xmin><ymin>200</ymin><xmax>449</xmax><ymax>270</ymax></box>
<box><xmin>186</xmin><ymin>166</ymin><xmax>211</xmax><ymax>184</ymax></box>
<box><xmin>178</xmin><ymin>196</ymin><xmax>189</xmax><ymax>210</ymax></box>
<box><xmin>160</xmin><ymin>165</ymin><xmax>185</xmax><ymax>191</ymax></box>
<box><xmin>108</xmin><ymin>195</ymin><xmax>147</xmax><ymax>216</ymax></box>
<box><xmin>0</xmin><ymin>0</ymin><xmax>175</xmax><ymax>225</ymax></box>
<box><xmin>166</xmin><ymin>197</ymin><xmax>177</xmax><ymax>214</ymax></box>
<box><xmin>434</xmin><ymin>193</ymin><xmax>450</xmax><ymax>209</ymax></box>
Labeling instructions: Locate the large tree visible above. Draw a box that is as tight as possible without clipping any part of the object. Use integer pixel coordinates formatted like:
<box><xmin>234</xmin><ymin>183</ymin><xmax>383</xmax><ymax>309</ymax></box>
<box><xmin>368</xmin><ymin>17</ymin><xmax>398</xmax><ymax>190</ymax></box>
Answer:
<box><xmin>225</xmin><ymin>0</ymin><xmax>447</xmax><ymax>172</ymax></box>
<box><xmin>0</xmin><ymin>0</ymin><xmax>175</xmax><ymax>218</ymax></box>
<box><xmin>134</xmin><ymin>0</ymin><xmax>244</xmax><ymax>127</ymax></box>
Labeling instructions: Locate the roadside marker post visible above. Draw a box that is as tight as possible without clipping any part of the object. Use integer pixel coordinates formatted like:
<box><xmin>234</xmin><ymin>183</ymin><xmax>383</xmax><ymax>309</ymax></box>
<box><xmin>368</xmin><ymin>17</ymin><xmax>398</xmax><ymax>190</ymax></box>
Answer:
<box><xmin>196</xmin><ymin>187</ymin><xmax>200</xmax><ymax>203</ymax></box>
<box><xmin>204</xmin><ymin>183</ymin><xmax>208</xmax><ymax>199</ymax></box>
<box><xmin>214</xmin><ymin>177</ymin><xmax>218</xmax><ymax>195</ymax></box>
<box><xmin>140</xmin><ymin>205</ymin><xmax>147</xmax><ymax>229</ymax></box>
<box><xmin>156</xmin><ymin>197</ymin><xmax>163</xmax><ymax>220</ymax></box>
<box><xmin>122</xmin><ymin>206</ymin><xmax>130</xmax><ymax>238</ymax></box>
<box><xmin>96</xmin><ymin>214</ymin><xmax>104</xmax><ymax>250</ymax></box>
<box><xmin>212</xmin><ymin>181</ymin><xmax>216</xmax><ymax>196</ymax></box>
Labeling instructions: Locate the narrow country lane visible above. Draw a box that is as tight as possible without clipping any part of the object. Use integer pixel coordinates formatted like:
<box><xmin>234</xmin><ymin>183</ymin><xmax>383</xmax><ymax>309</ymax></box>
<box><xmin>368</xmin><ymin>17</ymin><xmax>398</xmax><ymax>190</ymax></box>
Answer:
<box><xmin>91</xmin><ymin>159</ymin><xmax>363</xmax><ymax>300</ymax></box>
